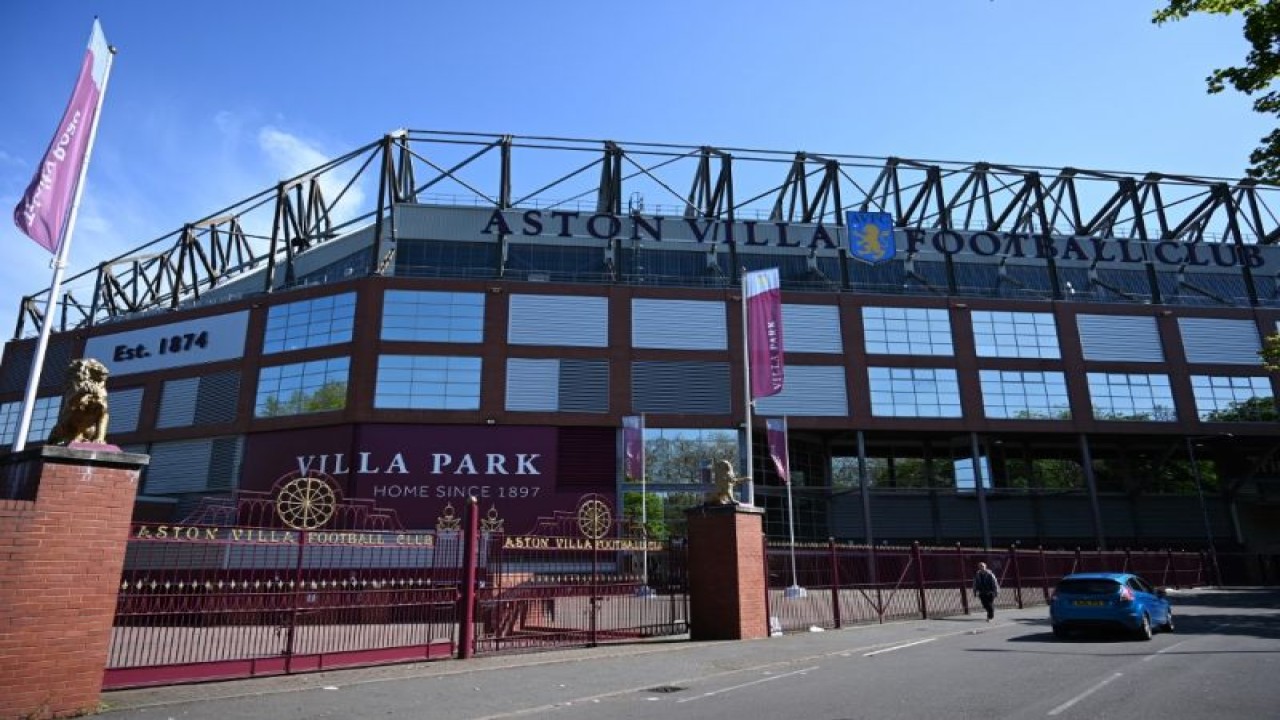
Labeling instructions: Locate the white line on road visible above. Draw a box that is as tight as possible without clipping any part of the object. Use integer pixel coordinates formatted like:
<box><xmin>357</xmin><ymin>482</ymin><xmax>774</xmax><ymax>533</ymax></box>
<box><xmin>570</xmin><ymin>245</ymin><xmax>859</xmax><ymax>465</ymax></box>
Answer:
<box><xmin>674</xmin><ymin>666</ymin><xmax>819</xmax><ymax>703</ymax></box>
<box><xmin>862</xmin><ymin>638</ymin><xmax>936</xmax><ymax>657</ymax></box>
<box><xmin>1143</xmin><ymin>640</ymin><xmax>1191</xmax><ymax>661</ymax></box>
<box><xmin>1047</xmin><ymin>672</ymin><xmax>1123</xmax><ymax>716</ymax></box>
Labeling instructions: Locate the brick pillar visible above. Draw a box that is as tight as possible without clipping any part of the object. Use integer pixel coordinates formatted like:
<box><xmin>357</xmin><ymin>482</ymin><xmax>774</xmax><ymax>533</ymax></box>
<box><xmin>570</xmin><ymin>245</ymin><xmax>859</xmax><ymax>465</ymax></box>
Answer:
<box><xmin>0</xmin><ymin>444</ymin><xmax>148</xmax><ymax>720</ymax></box>
<box><xmin>685</xmin><ymin>503</ymin><xmax>767</xmax><ymax>641</ymax></box>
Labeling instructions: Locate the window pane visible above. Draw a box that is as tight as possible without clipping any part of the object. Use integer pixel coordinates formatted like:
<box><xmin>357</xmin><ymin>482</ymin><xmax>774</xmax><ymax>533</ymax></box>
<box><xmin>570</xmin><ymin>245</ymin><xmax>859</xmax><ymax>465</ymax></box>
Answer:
<box><xmin>262</xmin><ymin>292</ymin><xmax>357</xmax><ymax>353</ymax></box>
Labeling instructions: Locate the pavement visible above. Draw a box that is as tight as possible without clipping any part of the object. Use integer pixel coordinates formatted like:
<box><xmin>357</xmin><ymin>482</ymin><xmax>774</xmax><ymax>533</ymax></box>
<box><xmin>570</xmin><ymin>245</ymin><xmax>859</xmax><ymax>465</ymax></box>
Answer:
<box><xmin>99</xmin><ymin>604</ymin><xmax>1054</xmax><ymax>719</ymax></box>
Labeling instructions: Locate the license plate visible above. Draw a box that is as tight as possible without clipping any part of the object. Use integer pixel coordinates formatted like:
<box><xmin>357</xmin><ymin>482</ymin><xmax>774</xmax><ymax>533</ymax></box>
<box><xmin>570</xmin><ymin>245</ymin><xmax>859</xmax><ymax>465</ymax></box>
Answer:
<box><xmin>1073</xmin><ymin>600</ymin><xmax>1105</xmax><ymax>606</ymax></box>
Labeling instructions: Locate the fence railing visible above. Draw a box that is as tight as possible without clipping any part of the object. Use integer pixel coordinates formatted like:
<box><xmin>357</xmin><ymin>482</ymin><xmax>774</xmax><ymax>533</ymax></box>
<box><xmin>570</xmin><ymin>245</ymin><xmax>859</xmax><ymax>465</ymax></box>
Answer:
<box><xmin>764</xmin><ymin>542</ymin><xmax>1212</xmax><ymax>634</ymax></box>
<box><xmin>106</xmin><ymin>519</ymin><xmax>688</xmax><ymax>689</ymax></box>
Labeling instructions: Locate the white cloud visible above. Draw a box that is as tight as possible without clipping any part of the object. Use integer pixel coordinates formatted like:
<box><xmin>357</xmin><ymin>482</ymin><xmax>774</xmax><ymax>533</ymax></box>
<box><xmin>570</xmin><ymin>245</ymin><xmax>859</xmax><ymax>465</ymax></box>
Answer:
<box><xmin>258</xmin><ymin>125</ymin><xmax>367</xmax><ymax>225</ymax></box>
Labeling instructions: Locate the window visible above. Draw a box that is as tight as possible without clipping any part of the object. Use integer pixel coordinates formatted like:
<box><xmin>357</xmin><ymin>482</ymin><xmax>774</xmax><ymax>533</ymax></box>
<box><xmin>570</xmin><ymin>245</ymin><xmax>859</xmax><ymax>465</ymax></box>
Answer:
<box><xmin>863</xmin><ymin>307</ymin><xmax>952</xmax><ymax>356</ymax></box>
<box><xmin>980</xmin><ymin>370</ymin><xmax>1070</xmax><ymax>419</ymax></box>
<box><xmin>954</xmin><ymin>456</ymin><xmax>993</xmax><ymax>492</ymax></box>
<box><xmin>254</xmin><ymin>357</ymin><xmax>349</xmax><ymax>417</ymax></box>
<box><xmin>868</xmin><ymin>367</ymin><xmax>961</xmax><ymax>417</ymax></box>
<box><xmin>263</xmin><ymin>292</ymin><xmax>356</xmax><ymax>353</ymax></box>
<box><xmin>637</xmin><ymin>428</ymin><xmax>739</xmax><ymax>484</ymax></box>
<box><xmin>375</xmin><ymin>355</ymin><xmax>481</xmax><ymax>410</ymax></box>
<box><xmin>382</xmin><ymin>290</ymin><xmax>484</xmax><ymax>343</ymax></box>
<box><xmin>1086</xmin><ymin>372</ymin><xmax>1175</xmax><ymax>421</ymax></box>
<box><xmin>971</xmin><ymin>311</ymin><xmax>1060</xmax><ymax>358</ymax></box>
<box><xmin>1191</xmin><ymin>375</ymin><xmax>1276</xmax><ymax>421</ymax></box>
<box><xmin>0</xmin><ymin>396</ymin><xmax>59</xmax><ymax>446</ymax></box>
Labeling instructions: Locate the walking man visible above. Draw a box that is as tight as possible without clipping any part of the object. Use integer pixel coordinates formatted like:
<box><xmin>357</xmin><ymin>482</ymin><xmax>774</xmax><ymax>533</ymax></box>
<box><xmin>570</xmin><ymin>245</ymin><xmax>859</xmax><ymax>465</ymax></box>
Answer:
<box><xmin>973</xmin><ymin>561</ymin><xmax>999</xmax><ymax>622</ymax></box>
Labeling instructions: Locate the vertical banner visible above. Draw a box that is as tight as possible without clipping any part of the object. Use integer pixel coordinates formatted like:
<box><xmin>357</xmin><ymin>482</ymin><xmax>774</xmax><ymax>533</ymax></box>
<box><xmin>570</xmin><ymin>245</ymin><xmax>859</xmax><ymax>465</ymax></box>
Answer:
<box><xmin>622</xmin><ymin>415</ymin><xmax>645</xmax><ymax>482</ymax></box>
<box><xmin>13</xmin><ymin>19</ymin><xmax>112</xmax><ymax>253</ymax></box>
<box><xmin>745</xmin><ymin>267</ymin><xmax>785</xmax><ymax>399</ymax></box>
<box><xmin>766</xmin><ymin>417</ymin><xmax>790</xmax><ymax>485</ymax></box>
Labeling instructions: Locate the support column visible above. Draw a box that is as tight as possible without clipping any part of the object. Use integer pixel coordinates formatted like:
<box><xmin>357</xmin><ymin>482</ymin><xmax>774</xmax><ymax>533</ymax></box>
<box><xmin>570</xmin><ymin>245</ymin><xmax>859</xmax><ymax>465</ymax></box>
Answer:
<box><xmin>685</xmin><ymin>504</ymin><xmax>767</xmax><ymax>641</ymax></box>
<box><xmin>0</xmin><ymin>444</ymin><xmax>148</xmax><ymax>720</ymax></box>
<box><xmin>1077</xmin><ymin>433</ymin><xmax>1107</xmax><ymax>550</ymax></box>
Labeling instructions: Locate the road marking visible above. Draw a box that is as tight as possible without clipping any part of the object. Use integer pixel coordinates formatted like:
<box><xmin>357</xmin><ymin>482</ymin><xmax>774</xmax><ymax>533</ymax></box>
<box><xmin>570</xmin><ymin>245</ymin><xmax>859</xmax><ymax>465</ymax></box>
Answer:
<box><xmin>863</xmin><ymin>638</ymin><xmax>936</xmax><ymax>656</ymax></box>
<box><xmin>1143</xmin><ymin>640</ymin><xmax>1190</xmax><ymax>661</ymax></box>
<box><xmin>1047</xmin><ymin>672</ymin><xmax>1122</xmax><ymax>716</ymax></box>
<box><xmin>675</xmin><ymin>666</ymin><xmax>818</xmax><ymax>703</ymax></box>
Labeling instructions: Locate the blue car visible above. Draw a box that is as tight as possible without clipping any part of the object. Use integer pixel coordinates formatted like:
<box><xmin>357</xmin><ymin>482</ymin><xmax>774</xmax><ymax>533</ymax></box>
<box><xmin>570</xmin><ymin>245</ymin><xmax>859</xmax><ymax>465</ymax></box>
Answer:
<box><xmin>1049</xmin><ymin>572</ymin><xmax>1173</xmax><ymax>640</ymax></box>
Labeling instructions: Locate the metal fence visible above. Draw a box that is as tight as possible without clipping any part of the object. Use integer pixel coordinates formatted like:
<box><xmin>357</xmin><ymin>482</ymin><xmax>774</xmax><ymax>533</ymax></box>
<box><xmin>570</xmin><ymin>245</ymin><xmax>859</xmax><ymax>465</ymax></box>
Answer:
<box><xmin>473</xmin><ymin>533</ymin><xmax>688</xmax><ymax>654</ymax></box>
<box><xmin>764</xmin><ymin>542</ymin><xmax>1212</xmax><ymax>633</ymax></box>
<box><xmin>106</xmin><ymin>528</ymin><xmax>464</xmax><ymax>689</ymax></box>
<box><xmin>106</xmin><ymin>518</ymin><xmax>1212</xmax><ymax>689</ymax></box>
<box><xmin>106</xmin><ymin>519</ymin><xmax>688</xmax><ymax>689</ymax></box>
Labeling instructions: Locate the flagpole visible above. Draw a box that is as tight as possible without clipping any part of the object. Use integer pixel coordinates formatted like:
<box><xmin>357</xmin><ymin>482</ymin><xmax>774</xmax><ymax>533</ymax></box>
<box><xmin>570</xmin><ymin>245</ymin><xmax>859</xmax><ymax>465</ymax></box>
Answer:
<box><xmin>781</xmin><ymin>416</ymin><xmax>805</xmax><ymax>598</ymax></box>
<box><xmin>740</xmin><ymin>270</ymin><xmax>755</xmax><ymax>506</ymax></box>
<box><xmin>783</xmin><ymin>417</ymin><xmax>799</xmax><ymax>586</ymax></box>
<box><xmin>12</xmin><ymin>29</ymin><xmax>116</xmax><ymax>453</ymax></box>
<box><xmin>638</xmin><ymin>412</ymin><xmax>653</xmax><ymax>597</ymax></box>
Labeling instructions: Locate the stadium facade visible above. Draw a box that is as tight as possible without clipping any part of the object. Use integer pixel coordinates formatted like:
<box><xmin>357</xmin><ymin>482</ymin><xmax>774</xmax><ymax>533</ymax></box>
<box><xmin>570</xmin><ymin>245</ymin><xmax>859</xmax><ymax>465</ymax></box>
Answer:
<box><xmin>3</xmin><ymin>130</ymin><xmax>1280</xmax><ymax>572</ymax></box>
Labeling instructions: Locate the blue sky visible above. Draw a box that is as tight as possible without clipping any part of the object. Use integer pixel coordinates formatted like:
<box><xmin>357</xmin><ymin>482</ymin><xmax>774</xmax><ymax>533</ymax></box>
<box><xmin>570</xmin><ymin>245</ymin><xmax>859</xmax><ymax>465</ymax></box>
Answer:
<box><xmin>0</xmin><ymin>0</ymin><xmax>1268</xmax><ymax>346</ymax></box>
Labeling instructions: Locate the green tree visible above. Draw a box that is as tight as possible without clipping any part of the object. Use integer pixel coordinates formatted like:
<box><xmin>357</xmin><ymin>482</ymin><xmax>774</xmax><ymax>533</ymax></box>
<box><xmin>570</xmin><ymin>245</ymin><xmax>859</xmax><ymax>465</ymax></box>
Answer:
<box><xmin>1204</xmin><ymin>394</ymin><xmax>1280</xmax><ymax>421</ymax></box>
<box><xmin>623</xmin><ymin>491</ymin><xmax>667</xmax><ymax>540</ymax></box>
<box><xmin>1154</xmin><ymin>1</ymin><xmax>1280</xmax><ymax>181</ymax></box>
<box><xmin>303</xmin><ymin>381</ymin><xmax>348</xmax><ymax>412</ymax></box>
<box><xmin>1262</xmin><ymin>332</ymin><xmax>1280</xmax><ymax>370</ymax></box>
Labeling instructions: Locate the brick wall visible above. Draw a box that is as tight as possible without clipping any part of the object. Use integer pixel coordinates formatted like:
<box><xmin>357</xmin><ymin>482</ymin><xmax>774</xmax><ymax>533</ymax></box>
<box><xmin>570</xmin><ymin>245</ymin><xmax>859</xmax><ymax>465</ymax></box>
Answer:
<box><xmin>0</xmin><ymin>445</ymin><xmax>147</xmax><ymax>720</ymax></box>
<box><xmin>685</xmin><ymin>504</ymin><xmax>767</xmax><ymax>641</ymax></box>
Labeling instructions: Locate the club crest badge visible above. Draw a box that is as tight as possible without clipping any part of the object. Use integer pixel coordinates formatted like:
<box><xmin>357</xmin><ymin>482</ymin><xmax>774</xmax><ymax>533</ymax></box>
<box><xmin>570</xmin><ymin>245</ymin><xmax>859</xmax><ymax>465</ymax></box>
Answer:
<box><xmin>846</xmin><ymin>211</ymin><xmax>896</xmax><ymax>265</ymax></box>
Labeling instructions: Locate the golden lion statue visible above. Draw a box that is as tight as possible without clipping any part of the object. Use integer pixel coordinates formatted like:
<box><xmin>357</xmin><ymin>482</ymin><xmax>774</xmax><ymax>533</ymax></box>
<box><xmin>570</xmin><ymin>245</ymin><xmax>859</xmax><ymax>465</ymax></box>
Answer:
<box><xmin>706</xmin><ymin>459</ymin><xmax>746</xmax><ymax>505</ymax></box>
<box><xmin>47</xmin><ymin>358</ymin><xmax>110</xmax><ymax>445</ymax></box>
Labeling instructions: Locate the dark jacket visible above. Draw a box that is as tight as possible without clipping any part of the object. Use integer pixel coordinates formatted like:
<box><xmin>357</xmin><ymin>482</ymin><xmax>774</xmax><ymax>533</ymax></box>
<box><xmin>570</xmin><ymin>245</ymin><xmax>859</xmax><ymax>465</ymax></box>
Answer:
<box><xmin>973</xmin><ymin>569</ymin><xmax>999</xmax><ymax>595</ymax></box>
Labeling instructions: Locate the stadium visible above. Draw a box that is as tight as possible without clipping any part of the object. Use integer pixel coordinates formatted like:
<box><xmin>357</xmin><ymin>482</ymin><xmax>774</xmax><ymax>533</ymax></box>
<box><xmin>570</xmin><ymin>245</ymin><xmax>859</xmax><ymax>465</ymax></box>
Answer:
<box><xmin>3</xmin><ymin>128</ymin><xmax>1280</xmax><ymax>575</ymax></box>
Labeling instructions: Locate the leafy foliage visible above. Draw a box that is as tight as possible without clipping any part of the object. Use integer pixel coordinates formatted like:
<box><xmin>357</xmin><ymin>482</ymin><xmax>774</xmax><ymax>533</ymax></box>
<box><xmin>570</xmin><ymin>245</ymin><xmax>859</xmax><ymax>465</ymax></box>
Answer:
<box><xmin>1262</xmin><ymin>332</ymin><xmax>1280</xmax><ymax>371</ymax></box>
<box><xmin>258</xmin><ymin>380</ymin><xmax>348</xmax><ymax>417</ymax></box>
<box><xmin>1204</xmin><ymin>394</ymin><xmax>1279</xmax><ymax>421</ymax></box>
<box><xmin>623</xmin><ymin>491</ymin><xmax>667</xmax><ymax>540</ymax></box>
<box><xmin>1154</xmin><ymin>1</ymin><xmax>1280</xmax><ymax>181</ymax></box>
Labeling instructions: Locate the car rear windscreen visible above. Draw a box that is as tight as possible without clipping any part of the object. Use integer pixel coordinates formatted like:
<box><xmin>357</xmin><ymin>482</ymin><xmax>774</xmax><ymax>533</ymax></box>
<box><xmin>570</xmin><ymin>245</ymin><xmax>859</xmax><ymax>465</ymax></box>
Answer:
<box><xmin>1056</xmin><ymin>579</ymin><xmax>1122</xmax><ymax>595</ymax></box>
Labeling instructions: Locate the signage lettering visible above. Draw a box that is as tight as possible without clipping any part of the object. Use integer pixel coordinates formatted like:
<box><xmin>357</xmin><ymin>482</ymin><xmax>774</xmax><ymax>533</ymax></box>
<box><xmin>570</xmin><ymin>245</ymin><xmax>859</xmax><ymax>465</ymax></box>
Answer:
<box><xmin>132</xmin><ymin>525</ymin><xmax>436</xmax><ymax>547</ymax></box>
<box><xmin>297</xmin><ymin>451</ymin><xmax>543</xmax><ymax>476</ymax></box>
<box><xmin>500</xmin><ymin>535</ymin><xmax>664</xmax><ymax>551</ymax></box>
<box><xmin>86</xmin><ymin>310</ymin><xmax>249</xmax><ymax>377</ymax></box>
<box><xmin>475</xmin><ymin>207</ymin><xmax>1270</xmax><ymax>270</ymax></box>
<box><xmin>370</xmin><ymin>484</ymin><xmax>542</xmax><ymax>499</ymax></box>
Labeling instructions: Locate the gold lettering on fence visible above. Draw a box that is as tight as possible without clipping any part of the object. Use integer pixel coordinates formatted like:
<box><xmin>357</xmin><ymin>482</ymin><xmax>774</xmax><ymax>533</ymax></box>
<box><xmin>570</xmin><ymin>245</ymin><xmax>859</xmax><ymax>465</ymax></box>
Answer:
<box><xmin>131</xmin><ymin>525</ymin><xmax>435</xmax><ymax>548</ymax></box>
<box><xmin>500</xmin><ymin>536</ymin><xmax>663</xmax><ymax>552</ymax></box>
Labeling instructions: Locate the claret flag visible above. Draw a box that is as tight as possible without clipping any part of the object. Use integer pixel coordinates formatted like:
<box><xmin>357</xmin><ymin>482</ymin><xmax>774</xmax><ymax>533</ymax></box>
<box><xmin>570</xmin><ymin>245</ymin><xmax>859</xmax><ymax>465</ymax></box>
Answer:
<box><xmin>744</xmin><ymin>267</ymin><xmax>785</xmax><ymax>399</ymax></box>
<box><xmin>14</xmin><ymin>19</ymin><xmax>111</xmax><ymax>253</ymax></box>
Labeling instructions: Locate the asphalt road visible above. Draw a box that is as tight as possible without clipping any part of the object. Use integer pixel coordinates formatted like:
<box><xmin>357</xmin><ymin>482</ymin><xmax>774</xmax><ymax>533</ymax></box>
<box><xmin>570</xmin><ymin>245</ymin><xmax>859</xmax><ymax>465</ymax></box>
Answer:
<box><xmin>103</xmin><ymin>588</ymin><xmax>1280</xmax><ymax>720</ymax></box>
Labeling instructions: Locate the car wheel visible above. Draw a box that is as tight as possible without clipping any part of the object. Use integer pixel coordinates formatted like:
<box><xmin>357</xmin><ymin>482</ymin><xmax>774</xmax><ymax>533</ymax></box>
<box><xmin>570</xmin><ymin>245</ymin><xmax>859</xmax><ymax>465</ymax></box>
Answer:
<box><xmin>1160</xmin><ymin>609</ymin><xmax>1174</xmax><ymax>634</ymax></box>
<box><xmin>1052</xmin><ymin>625</ymin><xmax>1069</xmax><ymax>640</ymax></box>
<box><xmin>1136</xmin><ymin>613</ymin><xmax>1153</xmax><ymax>641</ymax></box>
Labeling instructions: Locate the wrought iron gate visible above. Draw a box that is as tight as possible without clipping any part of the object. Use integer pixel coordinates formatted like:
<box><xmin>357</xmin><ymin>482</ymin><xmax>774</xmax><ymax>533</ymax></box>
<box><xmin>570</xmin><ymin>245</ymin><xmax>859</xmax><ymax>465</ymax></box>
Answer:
<box><xmin>106</xmin><ymin>492</ymin><xmax>687</xmax><ymax>689</ymax></box>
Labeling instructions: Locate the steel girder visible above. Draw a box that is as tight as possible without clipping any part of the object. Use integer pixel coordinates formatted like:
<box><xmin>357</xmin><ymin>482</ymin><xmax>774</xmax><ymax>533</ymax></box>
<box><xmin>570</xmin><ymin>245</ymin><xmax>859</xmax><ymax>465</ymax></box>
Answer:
<box><xmin>14</xmin><ymin>129</ymin><xmax>1280</xmax><ymax>339</ymax></box>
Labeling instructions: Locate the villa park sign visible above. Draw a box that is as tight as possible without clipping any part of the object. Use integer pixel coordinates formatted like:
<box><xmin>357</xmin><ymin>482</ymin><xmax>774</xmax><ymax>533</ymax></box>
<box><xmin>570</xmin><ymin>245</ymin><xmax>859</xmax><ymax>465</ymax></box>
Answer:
<box><xmin>443</xmin><ymin>206</ymin><xmax>1277</xmax><ymax>272</ymax></box>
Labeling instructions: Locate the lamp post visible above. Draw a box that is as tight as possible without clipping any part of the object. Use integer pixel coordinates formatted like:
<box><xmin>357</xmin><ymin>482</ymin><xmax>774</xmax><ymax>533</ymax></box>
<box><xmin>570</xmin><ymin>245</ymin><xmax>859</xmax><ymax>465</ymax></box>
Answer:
<box><xmin>1185</xmin><ymin>434</ymin><xmax>1231</xmax><ymax>586</ymax></box>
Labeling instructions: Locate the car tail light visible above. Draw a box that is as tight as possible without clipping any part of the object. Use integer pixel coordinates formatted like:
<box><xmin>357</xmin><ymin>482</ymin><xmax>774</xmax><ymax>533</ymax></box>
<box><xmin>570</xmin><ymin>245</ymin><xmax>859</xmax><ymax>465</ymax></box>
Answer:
<box><xmin>1118</xmin><ymin>586</ymin><xmax>1134</xmax><ymax>604</ymax></box>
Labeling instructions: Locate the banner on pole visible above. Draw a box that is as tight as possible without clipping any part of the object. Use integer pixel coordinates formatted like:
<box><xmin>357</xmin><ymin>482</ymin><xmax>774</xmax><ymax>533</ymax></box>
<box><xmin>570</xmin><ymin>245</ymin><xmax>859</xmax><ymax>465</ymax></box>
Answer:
<box><xmin>14</xmin><ymin>19</ymin><xmax>111</xmax><ymax>253</ymax></box>
<box><xmin>745</xmin><ymin>267</ymin><xmax>785</xmax><ymax>399</ymax></box>
<box><xmin>766</xmin><ymin>417</ymin><xmax>790</xmax><ymax>485</ymax></box>
<box><xmin>622</xmin><ymin>415</ymin><xmax>644</xmax><ymax>482</ymax></box>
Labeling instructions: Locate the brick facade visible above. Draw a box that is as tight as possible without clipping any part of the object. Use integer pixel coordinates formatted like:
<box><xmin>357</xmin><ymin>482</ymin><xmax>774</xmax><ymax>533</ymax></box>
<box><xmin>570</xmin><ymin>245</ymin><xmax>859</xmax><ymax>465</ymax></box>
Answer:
<box><xmin>0</xmin><ymin>445</ymin><xmax>147</xmax><ymax>720</ymax></box>
<box><xmin>685</xmin><ymin>504</ymin><xmax>767</xmax><ymax>641</ymax></box>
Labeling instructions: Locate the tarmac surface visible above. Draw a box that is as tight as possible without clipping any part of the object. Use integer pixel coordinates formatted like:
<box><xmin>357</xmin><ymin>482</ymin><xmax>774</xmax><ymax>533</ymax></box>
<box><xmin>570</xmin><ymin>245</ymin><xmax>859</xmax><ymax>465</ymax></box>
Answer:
<box><xmin>100</xmin><ymin>603</ymin><xmax>1054</xmax><ymax>719</ymax></box>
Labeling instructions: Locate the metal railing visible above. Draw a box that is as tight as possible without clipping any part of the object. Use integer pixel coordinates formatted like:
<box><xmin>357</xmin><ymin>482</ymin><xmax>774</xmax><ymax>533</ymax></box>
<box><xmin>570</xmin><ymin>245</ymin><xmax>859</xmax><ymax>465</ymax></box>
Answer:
<box><xmin>764</xmin><ymin>541</ymin><xmax>1212</xmax><ymax>633</ymax></box>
